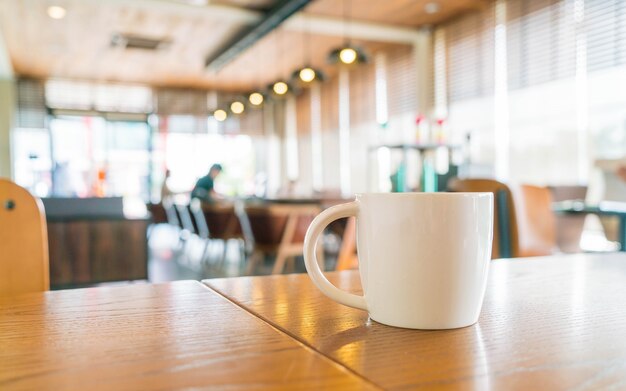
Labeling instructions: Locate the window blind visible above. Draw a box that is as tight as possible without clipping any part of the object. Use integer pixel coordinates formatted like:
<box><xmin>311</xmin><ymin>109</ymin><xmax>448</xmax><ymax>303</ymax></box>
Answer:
<box><xmin>445</xmin><ymin>9</ymin><xmax>495</xmax><ymax>102</ymax></box>
<box><xmin>349</xmin><ymin>61</ymin><xmax>376</xmax><ymax>126</ymax></box>
<box><xmin>46</xmin><ymin>80</ymin><xmax>153</xmax><ymax>113</ymax></box>
<box><xmin>506</xmin><ymin>0</ymin><xmax>576</xmax><ymax>90</ymax></box>
<box><xmin>16</xmin><ymin>78</ymin><xmax>46</xmax><ymax>129</ymax></box>
<box><xmin>387</xmin><ymin>46</ymin><xmax>418</xmax><ymax>116</ymax></box>
<box><xmin>155</xmin><ymin>88</ymin><xmax>208</xmax><ymax>116</ymax></box>
<box><xmin>585</xmin><ymin>0</ymin><xmax>626</xmax><ymax>73</ymax></box>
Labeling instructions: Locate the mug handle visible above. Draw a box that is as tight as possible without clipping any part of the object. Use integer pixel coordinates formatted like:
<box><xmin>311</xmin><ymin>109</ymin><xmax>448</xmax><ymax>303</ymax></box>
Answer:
<box><xmin>304</xmin><ymin>201</ymin><xmax>368</xmax><ymax>311</ymax></box>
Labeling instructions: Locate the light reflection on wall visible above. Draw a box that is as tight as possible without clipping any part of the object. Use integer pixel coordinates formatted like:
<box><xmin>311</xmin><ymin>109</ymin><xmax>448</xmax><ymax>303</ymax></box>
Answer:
<box><xmin>310</xmin><ymin>83</ymin><xmax>323</xmax><ymax>192</ymax></box>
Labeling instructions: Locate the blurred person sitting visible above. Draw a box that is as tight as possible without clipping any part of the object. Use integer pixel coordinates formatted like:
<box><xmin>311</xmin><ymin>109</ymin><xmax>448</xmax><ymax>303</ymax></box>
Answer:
<box><xmin>191</xmin><ymin>164</ymin><xmax>223</xmax><ymax>202</ymax></box>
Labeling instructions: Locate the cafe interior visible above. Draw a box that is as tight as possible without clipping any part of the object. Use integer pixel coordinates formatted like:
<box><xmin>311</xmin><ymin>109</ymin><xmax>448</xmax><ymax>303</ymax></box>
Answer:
<box><xmin>2</xmin><ymin>0</ymin><xmax>626</xmax><ymax>389</ymax></box>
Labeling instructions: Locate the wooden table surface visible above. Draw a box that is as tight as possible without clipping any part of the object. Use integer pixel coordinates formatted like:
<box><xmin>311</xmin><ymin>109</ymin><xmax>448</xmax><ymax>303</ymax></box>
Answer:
<box><xmin>205</xmin><ymin>253</ymin><xmax>626</xmax><ymax>390</ymax></box>
<box><xmin>0</xmin><ymin>281</ymin><xmax>375</xmax><ymax>390</ymax></box>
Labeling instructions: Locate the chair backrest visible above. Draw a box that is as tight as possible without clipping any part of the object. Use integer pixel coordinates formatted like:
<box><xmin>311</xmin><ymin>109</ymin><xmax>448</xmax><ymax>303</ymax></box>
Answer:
<box><xmin>513</xmin><ymin>184</ymin><xmax>558</xmax><ymax>257</ymax></box>
<box><xmin>146</xmin><ymin>202</ymin><xmax>168</xmax><ymax>224</ymax></box>
<box><xmin>201</xmin><ymin>202</ymin><xmax>243</xmax><ymax>240</ymax></box>
<box><xmin>243</xmin><ymin>204</ymin><xmax>288</xmax><ymax>247</ymax></box>
<box><xmin>0</xmin><ymin>178</ymin><xmax>49</xmax><ymax>297</ymax></box>
<box><xmin>447</xmin><ymin>178</ymin><xmax>519</xmax><ymax>259</ymax></box>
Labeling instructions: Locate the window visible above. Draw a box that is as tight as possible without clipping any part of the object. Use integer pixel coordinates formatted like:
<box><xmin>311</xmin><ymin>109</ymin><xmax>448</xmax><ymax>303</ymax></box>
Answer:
<box><xmin>441</xmin><ymin>0</ymin><xmax>626</xmax><ymax>184</ymax></box>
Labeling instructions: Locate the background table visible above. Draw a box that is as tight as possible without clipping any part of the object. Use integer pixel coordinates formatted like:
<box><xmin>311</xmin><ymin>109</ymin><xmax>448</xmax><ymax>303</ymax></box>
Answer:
<box><xmin>205</xmin><ymin>253</ymin><xmax>626</xmax><ymax>390</ymax></box>
<box><xmin>0</xmin><ymin>281</ymin><xmax>374</xmax><ymax>390</ymax></box>
<box><xmin>553</xmin><ymin>200</ymin><xmax>626</xmax><ymax>251</ymax></box>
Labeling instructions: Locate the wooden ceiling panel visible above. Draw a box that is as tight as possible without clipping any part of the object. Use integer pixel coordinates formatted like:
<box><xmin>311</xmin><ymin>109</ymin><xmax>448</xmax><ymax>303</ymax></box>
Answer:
<box><xmin>211</xmin><ymin>0</ymin><xmax>278</xmax><ymax>11</ymax></box>
<box><xmin>0</xmin><ymin>0</ymin><xmax>248</xmax><ymax>89</ymax></box>
<box><xmin>0</xmin><ymin>0</ymin><xmax>485</xmax><ymax>91</ymax></box>
<box><xmin>305</xmin><ymin>0</ymin><xmax>489</xmax><ymax>28</ymax></box>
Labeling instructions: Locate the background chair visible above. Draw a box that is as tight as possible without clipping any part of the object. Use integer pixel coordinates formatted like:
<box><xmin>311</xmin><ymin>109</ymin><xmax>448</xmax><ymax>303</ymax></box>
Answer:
<box><xmin>513</xmin><ymin>184</ymin><xmax>558</xmax><ymax>257</ymax></box>
<box><xmin>447</xmin><ymin>178</ymin><xmax>519</xmax><ymax>259</ymax></box>
<box><xmin>0</xmin><ymin>178</ymin><xmax>49</xmax><ymax>297</ymax></box>
<box><xmin>201</xmin><ymin>202</ymin><xmax>247</xmax><ymax>265</ymax></box>
<box><xmin>146</xmin><ymin>202</ymin><xmax>168</xmax><ymax>225</ymax></box>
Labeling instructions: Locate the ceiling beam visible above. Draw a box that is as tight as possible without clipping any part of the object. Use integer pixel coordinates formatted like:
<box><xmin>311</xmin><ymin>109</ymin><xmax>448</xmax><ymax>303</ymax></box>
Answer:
<box><xmin>204</xmin><ymin>0</ymin><xmax>312</xmax><ymax>71</ymax></box>
<box><xmin>284</xmin><ymin>14</ymin><xmax>424</xmax><ymax>44</ymax></box>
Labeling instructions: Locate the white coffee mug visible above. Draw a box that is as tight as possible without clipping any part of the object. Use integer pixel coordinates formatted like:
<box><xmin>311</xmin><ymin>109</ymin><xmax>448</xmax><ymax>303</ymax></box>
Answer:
<box><xmin>304</xmin><ymin>192</ymin><xmax>493</xmax><ymax>330</ymax></box>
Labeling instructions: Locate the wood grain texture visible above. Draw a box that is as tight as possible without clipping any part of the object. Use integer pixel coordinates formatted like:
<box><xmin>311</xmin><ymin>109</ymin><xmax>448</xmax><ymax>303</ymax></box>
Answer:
<box><xmin>205</xmin><ymin>253</ymin><xmax>626</xmax><ymax>390</ymax></box>
<box><xmin>0</xmin><ymin>281</ymin><xmax>376</xmax><ymax>390</ymax></box>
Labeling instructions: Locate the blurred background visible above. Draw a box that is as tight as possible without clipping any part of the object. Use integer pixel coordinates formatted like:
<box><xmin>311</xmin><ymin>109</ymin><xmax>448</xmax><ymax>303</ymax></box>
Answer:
<box><xmin>1</xmin><ymin>0</ymin><xmax>625</xmax><ymax>288</ymax></box>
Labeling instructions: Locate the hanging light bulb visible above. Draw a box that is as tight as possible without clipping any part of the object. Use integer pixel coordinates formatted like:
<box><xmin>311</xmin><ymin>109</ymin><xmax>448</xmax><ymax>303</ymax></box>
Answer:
<box><xmin>273</xmin><ymin>81</ymin><xmax>288</xmax><ymax>95</ymax></box>
<box><xmin>339</xmin><ymin>47</ymin><xmax>357</xmax><ymax>64</ymax></box>
<box><xmin>230</xmin><ymin>101</ymin><xmax>245</xmax><ymax>114</ymax></box>
<box><xmin>327</xmin><ymin>0</ymin><xmax>367</xmax><ymax>66</ymax></box>
<box><xmin>299</xmin><ymin>67</ymin><xmax>316</xmax><ymax>83</ymax></box>
<box><xmin>213</xmin><ymin>109</ymin><xmax>227</xmax><ymax>122</ymax></box>
<box><xmin>249</xmin><ymin>92</ymin><xmax>264</xmax><ymax>106</ymax></box>
<box><xmin>328</xmin><ymin>45</ymin><xmax>367</xmax><ymax>65</ymax></box>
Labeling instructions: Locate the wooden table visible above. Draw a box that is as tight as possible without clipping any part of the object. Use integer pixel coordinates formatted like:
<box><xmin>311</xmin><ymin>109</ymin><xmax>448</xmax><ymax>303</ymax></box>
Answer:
<box><xmin>205</xmin><ymin>253</ymin><xmax>626</xmax><ymax>389</ymax></box>
<box><xmin>244</xmin><ymin>202</ymin><xmax>322</xmax><ymax>274</ymax></box>
<box><xmin>553</xmin><ymin>200</ymin><xmax>626</xmax><ymax>251</ymax></box>
<box><xmin>0</xmin><ymin>281</ymin><xmax>373</xmax><ymax>389</ymax></box>
<box><xmin>5</xmin><ymin>254</ymin><xmax>626</xmax><ymax>389</ymax></box>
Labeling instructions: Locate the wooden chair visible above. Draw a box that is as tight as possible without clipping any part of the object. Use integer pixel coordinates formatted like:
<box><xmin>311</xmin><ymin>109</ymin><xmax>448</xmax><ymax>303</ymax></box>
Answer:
<box><xmin>146</xmin><ymin>202</ymin><xmax>167</xmax><ymax>240</ymax></box>
<box><xmin>447</xmin><ymin>178</ymin><xmax>519</xmax><ymax>259</ymax></box>
<box><xmin>0</xmin><ymin>178</ymin><xmax>49</xmax><ymax>297</ymax></box>
<box><xmin>201</xmin><ymin>202</ymin><xmax>247</xmax><ymax>264</ymax></box>
<box><xmin>244</xmin><ymin>203</ymin><xmax>321</xmax><ymax>274</ymax></box>
<box><xmin>146</xmin><ymin>202</ymin><xmax>168</xmax><ymax>225</ymax></box>
<box><xmin>201</xmin><ymin>203</ymin><xmax>243</xmax><ymax>241</ymax></box>
<box><xmin>513</xmin><ymin>184</ymin><xmax>558</xmax><ymax>257</ymax></box>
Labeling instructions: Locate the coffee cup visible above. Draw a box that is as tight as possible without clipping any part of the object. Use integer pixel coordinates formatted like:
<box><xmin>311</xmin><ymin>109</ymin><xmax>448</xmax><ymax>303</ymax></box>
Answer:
<box><xmin>303</xmin><ymin>192</ymin><xmax>493</xmax><ymax>330</ymax></box>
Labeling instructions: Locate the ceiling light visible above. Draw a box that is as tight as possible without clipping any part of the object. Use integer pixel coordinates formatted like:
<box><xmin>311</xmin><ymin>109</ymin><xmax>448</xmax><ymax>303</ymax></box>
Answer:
<box><xmin>230</xmin><ymin>101</ymin><xmax>245</xmax><ymax>114</ymax></box>
<box><xmin>339</xmin><ymin>48</ymin><xmax>357</xmax><ymax>64</ymax></box>
<box><xmin>328</xmin><ymin>45</ymin><xmax>367</xmax><ymax>65</ymax></box>
<box><xmin>424</xmin><ymin>2</ymin><xmax>440</xmax><ymax>14</ymax></box>
<box><xmin>213</xmin><ymin>109</ymin><xmax>227</xmax><ymax>122</ymax></box>
<box><xmin>273</xmin><ymin>81</ymin><xmax>288</xmax><ymax>95</ymax></box>
<box><xmin>291</xmin><ymin>67</ymin><xmax>325</xmax><ymax>87</ymax></box>
<box><xmin>249</xmin><ymin>92</ymin><xmax>264</xmax><ymax>106</ymax></box>
<box><xmin>299</xmin><ymin>67</ymin><xmax>316</xmax><ymax>83</ymax></box>
<box><xmin>47</xmin><ymin>5</ymin><xmax>66</xmax><ymax>19</ymax></box>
